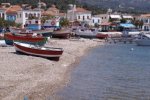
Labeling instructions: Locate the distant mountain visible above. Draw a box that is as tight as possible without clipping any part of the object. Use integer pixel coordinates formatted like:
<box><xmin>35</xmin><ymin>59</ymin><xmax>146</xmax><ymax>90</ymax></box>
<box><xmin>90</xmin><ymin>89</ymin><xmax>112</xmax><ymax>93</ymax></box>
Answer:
<box><xmin>0</xmin><ymin>0</ymin><xmax>149</xmax><ymax>13</ymax></box>
<box><xmin>77</xmin><ymin>0</ymin><xmax>150</xmax><ymax>13</ymax></box>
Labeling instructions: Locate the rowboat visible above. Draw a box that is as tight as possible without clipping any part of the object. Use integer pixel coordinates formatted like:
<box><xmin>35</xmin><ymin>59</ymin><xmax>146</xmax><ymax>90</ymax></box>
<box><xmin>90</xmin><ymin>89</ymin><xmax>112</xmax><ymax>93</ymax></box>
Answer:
<box><xmin>75</xmin><ymin>29</ymin><xmax>97</xmax><ymax>39</ymax></box>
<box><xmin>52</xmin><ymin>29</ymin><xmax>71</xmax><ymax>39</ymax></box>
<box><xmin>14</xmin><ymin>42</ymin><xmax>63</xmax><ymax>59</ymax></box>
<box><xmin>96</xmin><ymin>32</ymin><xmax>108</xmax><ymax>39</ymax></box>
<box><xmin>4</xmin><ymin>33</ymin><xmax>47</xmax><ymax>45</ymax></box>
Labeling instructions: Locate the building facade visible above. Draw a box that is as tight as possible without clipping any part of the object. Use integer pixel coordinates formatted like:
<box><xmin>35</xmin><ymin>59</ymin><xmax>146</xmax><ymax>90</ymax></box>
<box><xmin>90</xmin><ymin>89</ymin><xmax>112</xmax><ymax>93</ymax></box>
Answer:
<box><xmin>89</xmin><ymin>16</ymin><xmax>102</xmax><ymax>26</ymax></box>
<box><xmin>139</xmin><ymin>14</ymin><xmax>150</xmax><ymax>31</ymax></box>
<box><xmin>67</xmin><ymin>5</ymin><xmax>91</xmax><ymax>23</ymax></box>
<box><xmin>15</xmin><ymin>10</ymin><xmax>41</xmax><ymax>28</ymax></box>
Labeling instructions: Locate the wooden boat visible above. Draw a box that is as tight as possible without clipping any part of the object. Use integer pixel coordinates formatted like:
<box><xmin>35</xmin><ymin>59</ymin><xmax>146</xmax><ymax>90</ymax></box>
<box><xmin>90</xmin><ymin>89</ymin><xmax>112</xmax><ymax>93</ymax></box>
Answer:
<box><xmin>96</xmin><ymin>33</ymin><xmax>108</xmax><ymax>39</ymax></box>
<box><xmin>75</xmin><ymin>29</ymin><xmax>97</xmax><ymax>39</ymax></box>
<box><xmin>52</xmin><ymin>29</ymin><xmax>71</xmax><ymax>39</ymax></box>
<box><xmin>14</xmin><ymin>42</ymin><xmax>63</xmax><ymax>59</ymax></box>
<box><xmin>10</xmin><ymin>27</ymin><xmax>53</xmax><ymax>37</ymax></box>
<box><xmin>4</xmin><ymin>33</ymin><xmax>47</xmax><ymax>45</ymax></box>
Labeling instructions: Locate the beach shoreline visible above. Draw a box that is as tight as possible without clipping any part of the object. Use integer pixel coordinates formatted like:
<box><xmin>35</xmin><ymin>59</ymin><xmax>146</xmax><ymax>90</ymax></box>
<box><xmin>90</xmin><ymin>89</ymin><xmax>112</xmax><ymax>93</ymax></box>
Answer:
<box><xmin>0</xmin><ymin>38</ymin><xmax>104</xmax><ymax>100</ymax></box>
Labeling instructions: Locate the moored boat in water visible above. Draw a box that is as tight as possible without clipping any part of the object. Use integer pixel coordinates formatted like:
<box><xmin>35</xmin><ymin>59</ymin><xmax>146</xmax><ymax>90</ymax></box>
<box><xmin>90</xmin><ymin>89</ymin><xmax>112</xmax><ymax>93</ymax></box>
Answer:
<box><xmin>14</xmin><ymin>42</ymin><xmax>63</xmax><ymax>59</ymax></box>
<box><xmin>135</xmin><ymin>33</ymin><xmax>150</xmax><ymax>46</ymax></box>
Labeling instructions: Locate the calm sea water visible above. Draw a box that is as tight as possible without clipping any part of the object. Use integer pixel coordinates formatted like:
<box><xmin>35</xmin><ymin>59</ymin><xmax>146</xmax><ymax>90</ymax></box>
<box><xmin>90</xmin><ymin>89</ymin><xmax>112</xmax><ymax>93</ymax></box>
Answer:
<box><xmin>57</xmin><ymin>43</ymin><xmax>150</xmax><ymax>100</ymax></box>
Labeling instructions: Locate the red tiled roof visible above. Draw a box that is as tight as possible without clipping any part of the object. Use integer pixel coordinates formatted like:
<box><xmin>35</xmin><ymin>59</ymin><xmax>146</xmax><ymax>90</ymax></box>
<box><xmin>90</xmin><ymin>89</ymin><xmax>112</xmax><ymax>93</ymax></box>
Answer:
<box><xmin>141</xmin><ymin>14</ymin><xmax>150</xmax><ymax>18</ymax></box>
<box><xmin>101</xmin><ymin>22</ymin><xmax>112</xmax><ymax>26</ymax></box>
<box><xmin>75</xmin><ymin>7</ymin><xmax>91</xmax><ymax>12</ymax></box>
<box><xmin>6</xmin><ymin>5</ymin><xmax>22</xmax><ymax>14</ymax></box>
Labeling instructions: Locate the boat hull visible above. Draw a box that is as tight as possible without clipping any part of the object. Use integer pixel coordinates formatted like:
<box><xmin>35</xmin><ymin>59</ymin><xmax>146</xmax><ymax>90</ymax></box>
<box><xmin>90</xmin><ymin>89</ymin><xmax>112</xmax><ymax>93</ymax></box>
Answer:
<box><xmin>96</xmin><ymin>34</ymin><xmax>108</xmax><ymax>39</ymax></box>
<box><xmin>135</xmin><ymin>39</ymin><xmax>150</xmax><ymax>46</ymax></box>
<box><xmin>14</xmin><ymin>42</ymin><xmax>63</xmax><ymax>58</ymax></box>
<box><xmin>4</xmin><ymin>33</ymin><xmax>47</xmax><ymax>46</ymax></box>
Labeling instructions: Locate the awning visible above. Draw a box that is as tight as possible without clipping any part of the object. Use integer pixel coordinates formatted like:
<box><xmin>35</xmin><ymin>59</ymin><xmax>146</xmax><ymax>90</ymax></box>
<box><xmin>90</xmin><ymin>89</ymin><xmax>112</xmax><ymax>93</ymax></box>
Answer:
<box><xmin>122</xmin><ymin>15</ymin><xmax>133</xmax><ymax>19</ymax></box>
<box><xmin>119</xmin><ymin>23</ymin><xmax>135</xmax><ymax>28</ymax></box>
<box><xmin>110</xmin><ymin>15</ymin><xmax>122</xmax><ymax>19</ymax></box>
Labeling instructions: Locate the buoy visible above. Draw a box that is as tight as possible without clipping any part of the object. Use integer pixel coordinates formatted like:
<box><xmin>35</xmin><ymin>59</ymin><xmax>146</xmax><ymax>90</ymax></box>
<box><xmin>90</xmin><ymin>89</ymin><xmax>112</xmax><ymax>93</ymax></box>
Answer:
<box><xmin>130</xmin><ymin>48</ymin><xmax>134</xmax><ymax>51</ymax></box>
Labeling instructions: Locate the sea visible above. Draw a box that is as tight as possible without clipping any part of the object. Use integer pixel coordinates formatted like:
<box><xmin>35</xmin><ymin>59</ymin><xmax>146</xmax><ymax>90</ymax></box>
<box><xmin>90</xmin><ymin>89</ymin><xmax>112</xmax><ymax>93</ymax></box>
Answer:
<box><xmin>56</xmin><ymin>43</ymin><xmax>150</xmax><ymax>100</ymax></box>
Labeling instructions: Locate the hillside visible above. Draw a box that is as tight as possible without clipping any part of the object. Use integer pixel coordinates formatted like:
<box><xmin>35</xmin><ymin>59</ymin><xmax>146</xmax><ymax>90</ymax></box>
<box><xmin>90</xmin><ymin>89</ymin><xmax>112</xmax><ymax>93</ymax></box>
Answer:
<box><xmin>78</xmin><ymin>0</ymin><xmax>150</xmax><ymax>13</ymax></box>
<box><xmin>0</xmin><ymin>0</ymin><xmax>149</xmax><ymax>13</ymax></box>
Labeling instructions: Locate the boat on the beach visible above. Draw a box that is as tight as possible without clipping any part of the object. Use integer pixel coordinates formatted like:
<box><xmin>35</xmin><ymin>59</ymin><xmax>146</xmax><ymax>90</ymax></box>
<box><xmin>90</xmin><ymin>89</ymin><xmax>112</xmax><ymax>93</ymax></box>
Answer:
<box><xmin>135</xmin><ymin>33</ymin><xmax>150</xmax><ymax>46</ymax></box>
<box><xmin>10</xmin><ymin>28</ymin><xmax>53</xmax><ymax>37</ymax></box>
<box><xmin>52</xmin><ymin>29</ymin><xmax>71</xmax><ymax>39</ymax></box>
<box><xmin>96</xmin><ymin>30</ymin><xmax>108</xmax><ymax>39</ymax></box>
<box><xmin>4</xmin><ymin>33</ymin><xmax>47</xmax><ymax>45</ymax></box>
<box><xmin>75</xmin><ymin>28</ymin><xmax>97</xmax><ymax>38</ymax></box>
<box><xmin>14</xmin><ymin>42</ymin><xmax>63</xmax><ymax>59</ymax></box>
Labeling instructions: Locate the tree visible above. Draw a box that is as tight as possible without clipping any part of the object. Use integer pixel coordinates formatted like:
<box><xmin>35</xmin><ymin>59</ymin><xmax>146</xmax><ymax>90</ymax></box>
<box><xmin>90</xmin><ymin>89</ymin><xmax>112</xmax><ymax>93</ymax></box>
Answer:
<box><xmin>120</xmin><ymin>18</ymin><xmax>127</xmax><ymax>23</ymax></box>
<box><xmin>41</xmin><ymin>15</ymin><xmax>55</xmax><ymax>24</ymax></box>
<box><xmin>94</xmin><ymin>23</ymin><xmax>99</xmax><ymax>28</ymax></box>
<box><xmin>0</xmin><ymin>18</ymin><xmax>20</xmax><ymax>28</ymax></box>
<box><xmin>132</xmin><ymin>19</ymin><xmax>143</xmax><ymax>28</ymax></box>
<box><xmin>60</xmin><ymin>18</ymin><xmax>69</xmax><ymax>27</ymax></box>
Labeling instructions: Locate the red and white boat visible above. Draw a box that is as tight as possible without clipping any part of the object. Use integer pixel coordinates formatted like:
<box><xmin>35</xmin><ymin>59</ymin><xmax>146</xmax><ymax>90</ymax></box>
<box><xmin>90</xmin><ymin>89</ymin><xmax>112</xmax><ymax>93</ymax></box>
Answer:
<box><xmin>4</xmin><ymin>33</ymin><xmax>45</xmax><ymax>42</ymax></box>
<box><xmin>14</xmin><ymin>42</ymin><xmax>63</xmax><ymax>58</ymax></box>
<box><xmin>96</xmin><ymin>33</ymin><xmax>108</xmax><ymax>39</ymax></box>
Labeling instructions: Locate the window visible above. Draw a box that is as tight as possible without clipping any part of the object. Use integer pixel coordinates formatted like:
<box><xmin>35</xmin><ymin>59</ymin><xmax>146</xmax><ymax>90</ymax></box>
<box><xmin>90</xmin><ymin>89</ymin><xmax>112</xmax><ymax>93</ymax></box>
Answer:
<box><xmin>2</xmin><ymin>13</ymin><xmax>4</xmax><ymax>18</ymax></box>
<box><xmin>102</xmin><ymin>17</ymin><xmax>103</xmax><ymax>19</ymax></box>
<box><xmin>20</xmin><ymin>14</ymin><xmax>21</xmax><ymax>18</ymax></box>
<box><xmin>34</xmin><ymin>13</ymin><xmax>36</xmax><ymax>17</ymax></box>
<box><xmin>35</xmin><ymin>21</ymin><xmax>38</xmax><ymax>24</ymax></box>
<box><xmin>98</xmin><ymin>19</ymin><xmax>100</xmax><ymax>23</ymax></box>
<box><xmin>93</xmin><ymin>19</ymin><xmax>94</xmax><ymax>23</ymax></box>
<box><xmin>87</xmin><ymin>16</ymin><xmax>89</xmax><ymax>19</ymax></box>
<box><xmin>25</xmin><ymin>13</ymin><xmax>28</xmax><ymax>18</ymax></box>
<box><xmin>83</xmin><ymin>16</ymin><xmax>85</xmax><ymax>20</ymax></box>
<box><xmin>78</xmin><ymin>16</ymin><xmax>80</xmax><ymax>19</ymax></box>
<box><xmin>38</xmin><ymin>13</ymin><xmax>40</xmax><ymax>18</ymax></box>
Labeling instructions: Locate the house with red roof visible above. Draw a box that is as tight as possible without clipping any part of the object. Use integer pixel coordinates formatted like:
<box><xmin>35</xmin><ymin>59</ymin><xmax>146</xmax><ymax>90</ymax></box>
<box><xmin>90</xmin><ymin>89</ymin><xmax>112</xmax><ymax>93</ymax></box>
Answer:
<box><xmin>139</xmin><ymin>14</ymin><xmax>150</xmax><ymax>31</ymax></box>
<box><xmin>67</xmin><ymin>4</ymin><xmax>91</xmax><ymax>23</ymax></box>
<box><xmin>0</xmin><ymin>5</ymin><xmax>22</xmax><ymax>21</ymax></box>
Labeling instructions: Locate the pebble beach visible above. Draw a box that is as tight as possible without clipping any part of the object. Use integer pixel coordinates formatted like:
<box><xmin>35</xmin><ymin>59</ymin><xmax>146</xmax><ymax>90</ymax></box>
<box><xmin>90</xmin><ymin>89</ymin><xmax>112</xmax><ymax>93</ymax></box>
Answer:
<box><xmin>0</xmin><ymin>38</ymin><xmax>104</xmax><ymax>100</ymax></box>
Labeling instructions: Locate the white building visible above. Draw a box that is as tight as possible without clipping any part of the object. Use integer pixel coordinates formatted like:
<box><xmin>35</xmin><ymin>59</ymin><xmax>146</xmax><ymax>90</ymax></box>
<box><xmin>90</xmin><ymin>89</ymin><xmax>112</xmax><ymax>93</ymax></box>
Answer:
<box><xmin>0</xmin><ymin>9</ymin><xmax>7</xmax><ymax>20</ymax></box>
<box><xmin>95</xmin><ymin>14</ymin><xmax>109</xmax><ymax>24</ymax></box>
<box><xmin>139</xmin><ymin>14</ymin><xmax>150</xmax><ymax>31</ymax></box>
<box><xmin>122</xmin><ymin>15</ymin><xmax>134</xmax><ymax>23</ymax></box>
<box><xmin>89</xmin><ymin>16</ymin><xmax>102</xmax><ymax>26</ymax></box>
<box><xmin>15</xmin><ymin>9</ymin><xmax>41</xmax><ymax>28</ymax></box>
<box><xmin>67</xmin><ymin>4</ymin><xmax>91</xmax><ymax>23</ymax></box>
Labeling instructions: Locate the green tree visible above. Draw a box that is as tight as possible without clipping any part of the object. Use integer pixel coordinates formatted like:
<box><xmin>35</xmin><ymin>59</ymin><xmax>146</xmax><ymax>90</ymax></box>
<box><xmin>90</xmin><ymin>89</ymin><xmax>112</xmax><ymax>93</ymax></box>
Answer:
<box><xmin>60</xmin><ymin>18</ymin><xmax>69</xmax><ymax>27</ymax></box>
<box><xmin>132</xmin><ymin>19</ymin><xmax>143</xmax><ymax>28</ymax></box>
<box><xmin>120</xmin><ymin>18</ymin><xmax>127</xmax><ymax>23</ymax></box>
<box><xmin>41</xmin><ymin>15</ymin><xmax>55</xmax><ymax>24</ymax></box>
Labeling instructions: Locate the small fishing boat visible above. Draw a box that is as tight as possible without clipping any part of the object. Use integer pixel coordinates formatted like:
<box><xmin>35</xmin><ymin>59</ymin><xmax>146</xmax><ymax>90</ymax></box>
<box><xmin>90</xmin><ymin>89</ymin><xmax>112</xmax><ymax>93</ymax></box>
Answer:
<box><xmin>135</xmin><ymin>33</ymin><xmax>150</xmax><ymax>46</ymax></box>
<box><xmin>75</xmin><ymin>28</ymin><xmax>97</xmax><ymax>39</ymax></box>
<box><xmin>4</xmin><ymin>33</ymin><xmax>47</xmax><ymax>45</ymax></box>
<box><xmin>0</xmin><ymin>40</ymin><xmax>7</xmax><ymax>47</ymax></box>
<box><xmin>52</xmin><ymin>29</ymin><xmax>71</xmax><ymax>39</ymax></box>
<box><xmin>14</xmin><ymin>42</ymin><xmax>63</xmax><ymax>59</ymax></box>
<box><xmin>96</xmin><ymin>31</ymin><xmax>108</xmax><ymax>39</ymax></box>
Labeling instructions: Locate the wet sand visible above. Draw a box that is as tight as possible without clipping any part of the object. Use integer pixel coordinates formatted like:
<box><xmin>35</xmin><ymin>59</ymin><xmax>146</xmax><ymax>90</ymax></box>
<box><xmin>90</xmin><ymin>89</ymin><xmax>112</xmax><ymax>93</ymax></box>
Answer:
<box><xmin>0</xmin><ymin>38</ymin><xmax>104</xmax><ymax>100</ymax></box>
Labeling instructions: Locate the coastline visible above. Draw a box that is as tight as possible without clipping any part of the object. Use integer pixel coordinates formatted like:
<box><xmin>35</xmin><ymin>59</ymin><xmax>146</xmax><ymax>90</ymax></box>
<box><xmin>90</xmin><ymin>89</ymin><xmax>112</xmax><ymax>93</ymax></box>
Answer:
<box><xmin>0</xmin><ymin>38</ymin><xmax>104</xmax><ymax>100</ymax></box>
